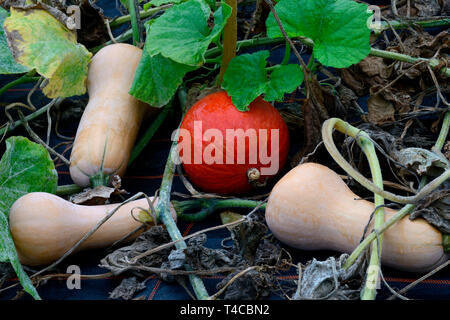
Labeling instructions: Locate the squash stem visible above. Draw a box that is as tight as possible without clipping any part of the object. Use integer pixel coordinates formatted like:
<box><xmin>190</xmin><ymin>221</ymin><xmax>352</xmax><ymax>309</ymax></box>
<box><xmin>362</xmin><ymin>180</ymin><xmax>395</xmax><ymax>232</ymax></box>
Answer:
<box><xmin>216</xmin><ymin>0</ymin><xmax>237</xmax><ymax>86</ymax></box>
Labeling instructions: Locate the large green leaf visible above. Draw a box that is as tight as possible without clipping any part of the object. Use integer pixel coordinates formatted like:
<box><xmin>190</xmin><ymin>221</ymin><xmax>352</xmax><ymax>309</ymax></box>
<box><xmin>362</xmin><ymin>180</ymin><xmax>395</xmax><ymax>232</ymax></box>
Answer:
<box><xmin>222</xmin><ymin>51</ymin><xmax>304</xmax><ymax>111</ymax></box>
<box><xmin>0</xmin><ymin>136</ymin><xmax>58</xmax><ymax>300</ymax></box>
<box><xmin>0</xmin><ymin>7</ymin><xmax>29</xmax><ymax>74</ymax></box>
<box><xmin>3</xmin><ymin>7</ymin><xmax>92</xmax><ymax>97</ymax></box>
<box><xmin>129</xmin><ymin>22</ymin><xmax>196</xmax><ymax>107</ymax></box>
<box><xmin>222</xmin><ymin>51</ymin><xmax>269</xmax><ymax>111</ymax></box>
<box><xmin>266</xmin><ymin>0</ymin><xmax>371</xmax><ymax>68</ymax></box>
<box><xmin>130</xmin><ymin>51</ymin><xmax>195</xmax><ymax>108</ymax></box>
<box><xmin>147</xmin><ymin>0</ymin><xmax>231</xmax><ymax>66</ymax></box>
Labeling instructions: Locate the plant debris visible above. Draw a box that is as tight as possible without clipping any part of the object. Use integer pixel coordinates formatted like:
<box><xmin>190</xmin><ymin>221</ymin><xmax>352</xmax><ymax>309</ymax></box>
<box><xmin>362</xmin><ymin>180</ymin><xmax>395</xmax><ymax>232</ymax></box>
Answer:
<box><xmin>109</xmin><ymin>276</ymin><xmax>146</xmax><ymax>300</ymax></box>
<box><xmin>70</xmin><ymin>176</ymin><xmax>126</xmax><ymax>205</ymax></box>
<box><xmin>292</xmin><ymin>254</ymin><xmax>366</xmax><ymax>300</ymax></box>
<box><xmin>100</xmin><ymin>226</ymin><xmax>172</xmax><ymax>276</ymax></box>
<box><xmin>410</xmin><ymin>186</ymin><xmax>450</xmax><ymax>234</ymax></box>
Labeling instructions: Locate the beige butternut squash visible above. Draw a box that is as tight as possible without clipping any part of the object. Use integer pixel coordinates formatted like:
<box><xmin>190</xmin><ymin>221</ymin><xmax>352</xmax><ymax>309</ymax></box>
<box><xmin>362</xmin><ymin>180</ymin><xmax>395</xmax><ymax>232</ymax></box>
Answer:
<box><xmin>265</xmin><ymin>163</ymin><xmax>448</xmax><ymax>272</ymax></box>
<box><xmin>69</xmin><ymin>43</ymin><xmax>155</xmax><ymax>187</ymax></box>
<box><xmin>9</xmin><ymin>192</ymin><xmax>175</xmax><ymax>266</ymax></box>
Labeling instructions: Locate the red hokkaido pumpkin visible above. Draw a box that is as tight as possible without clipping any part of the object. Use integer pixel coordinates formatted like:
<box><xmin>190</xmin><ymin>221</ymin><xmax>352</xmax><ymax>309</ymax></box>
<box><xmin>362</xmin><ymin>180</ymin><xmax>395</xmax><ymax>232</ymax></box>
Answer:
<box><xmin>178</xmin><ymin>91</ymin><xmax>289</xmax><ymax>194</ymax></box>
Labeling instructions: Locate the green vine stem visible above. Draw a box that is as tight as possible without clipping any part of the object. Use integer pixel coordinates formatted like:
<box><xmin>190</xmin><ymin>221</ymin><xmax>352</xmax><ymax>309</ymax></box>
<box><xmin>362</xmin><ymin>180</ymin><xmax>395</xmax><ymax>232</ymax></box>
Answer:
<box><xmin>342</xmin><ymin>111</ymin><xmax>450</xmax><ymax>268</ymax></box>
<box><xmin>172</xmin><ymin>198</ymin><xmax>266</xmax><ymax>221</ymax></box>
<box><xmin>217</xmin><ymin>0</ymin><xmax>237</xmax><ymax>86</ymax></box>
<box><xmin>157</xmin><ymin>139</ymin><xmax>209</xmax><ymax>300</ymax></box>
<box><xmin>352</xmin><ymin>127</ymin><xmax>385</xmax><ymax>300</ymax></box>
<box><xmin>0</xmin><ymin>71</ymin><xmax>39</xmax><ymax>97</ymax></box>
<box><xmin>435</xmin><ymin>111</ymin><xmax>450</xmax><ymax>151</ymax></box>
<box><xmin>153</xmin><ymin>89</ymin><xmax>209</xmax><ymax>300</ymax></box>
<box><xmin>204</xmin><ymin>36</ymin><xmax>450</xmax><ymax>77</ymax></box>
<box><xmin>369</xmin><ymin>48</ymin><xmax>450</xmax><ymax>77</ymax></box>
<box><xmin>128</xmin><ymin>0</ymin><xmax>143</xmax><ymax>46</ymax></box>
<box><xmin>319</xmin><ymin>118</ymin><xmax>386</xmax><ymax>300</ymax></box>
<box><xmin>109</xmin><ymin>5</ymin><xmax>172</xmax><ymax>28</ymax></box>
<box><xmin>129</xmin><ymin>103</ymin><xmax>172</xmax><ymax>165</ymax></box>
<box><xmin>375</xmin><ymin>18</ymin><xmax>450</xmax><ymax>33</ymax></box>
<box><xmin>56</xmin><ymin>184</ymin><xmax>83</xmax><ymax>196</ymax></box>
<box><xmin>0</xmin><ymin>97</ymin><xmax>63</xmax><ymax>137</ymax></box>
<box><xmin>322</xmin><ymin>118</ymin><xmax>450</xmax><ymax>204</ymax></box>
<box><xmin>281</xmin><ymin>39</ymin><xmax>291</xmax><ymax>65</ymax></box>
<box><xmin>323</xmin><ymin>114</ymin><xmax>450</xmax><ymax>299</ymax></box>
<box><xmin>343</xmin><ymin>204</ymin><xmax>415</xmax><ymax>269</ymax></box>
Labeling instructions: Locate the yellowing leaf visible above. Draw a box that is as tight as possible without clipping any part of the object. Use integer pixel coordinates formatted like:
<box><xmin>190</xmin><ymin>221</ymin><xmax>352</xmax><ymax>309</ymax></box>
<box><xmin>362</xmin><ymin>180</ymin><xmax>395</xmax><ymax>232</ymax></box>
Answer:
<box><xmin>3</xmin><ymin>8</ymin><xmax>92</xmax><ymax>98</ymax></box>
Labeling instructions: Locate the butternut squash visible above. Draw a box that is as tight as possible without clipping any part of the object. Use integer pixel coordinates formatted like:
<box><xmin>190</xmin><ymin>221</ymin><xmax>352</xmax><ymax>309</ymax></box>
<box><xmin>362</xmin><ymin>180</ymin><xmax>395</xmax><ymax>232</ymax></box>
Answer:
<box><xmin>9</xmin><ymin>192</ymin><xmax>175</xmax><ymax>266</ymax></box>
<box><xmin>69</xmin><ymin>43</ymin><xmax>155</xmax><ymax>187</ymax></box>
<box><xmin>265</xmin><ymin>163</ymin><xmax>448</xmax><ymax>272</ymax></box>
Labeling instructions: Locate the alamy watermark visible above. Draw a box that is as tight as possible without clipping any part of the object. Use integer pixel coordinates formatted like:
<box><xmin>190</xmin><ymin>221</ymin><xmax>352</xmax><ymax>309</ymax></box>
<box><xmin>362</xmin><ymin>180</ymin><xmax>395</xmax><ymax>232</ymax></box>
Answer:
<box><xmin>66</xmin><ymin>265</ymin><xmax>81</xmax><ymax>290</ymax></box>
<box><xmin>367</xmin><ymin>5</ymin><xmax>382</xmax><ymax>31</ymax></box>
<box><xmin>172</xmin><ymin>121</ymin><xmax>281</xmax><ymax>175</ymax></box>
<box><xmin>66</xmin><ymin>5</ymin><xmax>81</xmax><ymax>30</ymax></box>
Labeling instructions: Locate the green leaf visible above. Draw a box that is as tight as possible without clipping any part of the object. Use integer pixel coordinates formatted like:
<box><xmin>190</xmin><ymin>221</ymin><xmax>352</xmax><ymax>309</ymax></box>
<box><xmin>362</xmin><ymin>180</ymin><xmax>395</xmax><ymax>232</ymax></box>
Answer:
<box><xmin>0</xmin><ymin>7</ymin><xmax>29</xmax><ymax>74</ymax></box>
<box><xmin>130</xmin><ymin>52</ymin><xmax>195</xmax><ymax>107</ymax></box>
<box><xmin>147</xmin><ymin>0</ymin><xmax>231</xmax><ymax>66</ymax></box>
<box><xmin>0</xmin><ymin>213</ymin><xmax>40</xmax><ymax>299</ymax></box>
<box><xmin>222</xmin><ymin>51</ymin><xmax>304</xmax><ymax>111</ymax></box>
<box><xmin>129</xmin><ymin>23</ymin><xmax>196</xmax><ymax>107</ymax></box>
<box><xmin>222</xmin><ymin>51</ymin><xmax>269</xmax><ymax>111</ymax></box>
<box><xmin>144</xmin><ymin>0</ymin><xmax>184</xmax><ymax>9</ymax></box>
<box><xmin>265</xmin><ymin>64</ymin><xmax>303</xmax><ymax>102</ymax></box>
<box><xmin>266</xmin><ymin>0</ymin><xmax>372</xmax><ymax>68</ymax></box>
<box><xmin>0</xmin><ymin>136</ymin><xmax>58</xmax><ymax>300</ymax></box>
<box><xmin>3</xmin><ymin>7</ymin><xmax>92</xmax><ymax>97</ymax></box>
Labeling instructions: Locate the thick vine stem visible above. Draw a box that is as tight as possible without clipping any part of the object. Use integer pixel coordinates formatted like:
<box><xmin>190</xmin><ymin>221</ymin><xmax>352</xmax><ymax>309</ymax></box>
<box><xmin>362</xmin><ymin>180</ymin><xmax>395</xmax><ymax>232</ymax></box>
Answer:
<box><xmin>55</xmin><ymin>184</ymin><xmax>83</xmax><ymax>196</ymax></box>
<box><xmin>343</xmin><ymin>111</ymin><xmax>450</xmax><ymax>269</ymax></box>
<box><xmin>322</xmin><ymin>118</ymin><xmax>450</xmax><ymax>204</ymax></box>
<box><xmin>355</xmin><ymin>129</ymin><xmax>386</xmax><ymax>300</ymax></box>
<box><xmin>156</xmin><ymin>140</ymin><xmax>209</xmax><ymax>300</ymax></box>
<box><xmin>109</xmin><ymin>4</ymin><xmax>172</xmax><ymax>28</ymax></box>
<box><xmin>128</xmin><ymin>0</ymin><xmax>143</xmax><ymax>46</ymax></box>
<box><xmin>343</xmin><ymin>204</ymin><xmax>415</xmax><ymax>269</ymax></box>
<box><xmin>154</xmin><ymin>89</ymin><xmax>209</xmax><ymax>300</ymax></box>
<box><xmin>172</xmin><ymin>198</ymin><xmax>266</xmax><ymax>222</ymax></box>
